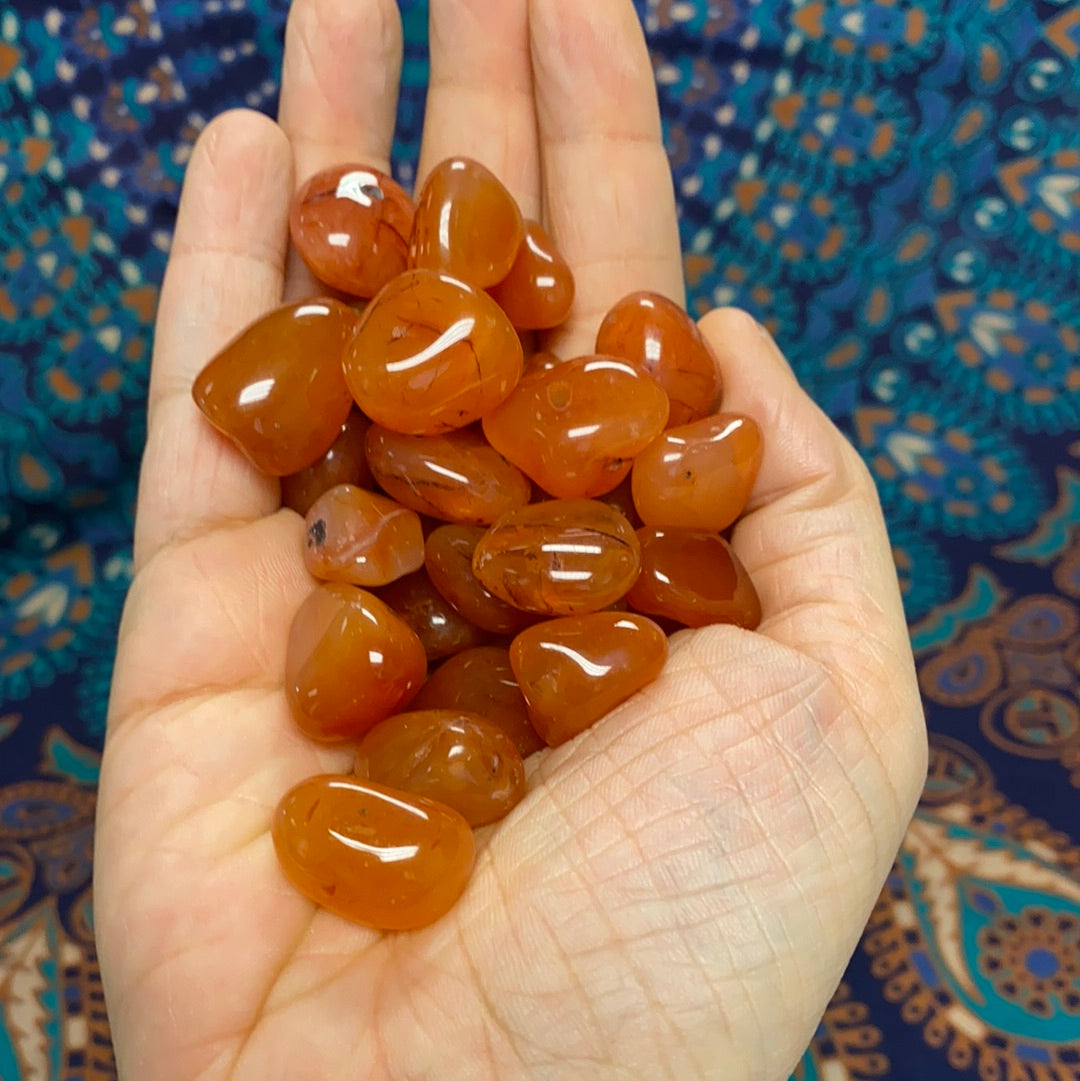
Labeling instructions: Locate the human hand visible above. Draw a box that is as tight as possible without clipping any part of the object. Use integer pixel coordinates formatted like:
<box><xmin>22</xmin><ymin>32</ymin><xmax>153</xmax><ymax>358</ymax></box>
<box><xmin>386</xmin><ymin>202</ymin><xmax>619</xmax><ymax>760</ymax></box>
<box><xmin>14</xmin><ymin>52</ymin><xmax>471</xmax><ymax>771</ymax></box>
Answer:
<box><xmin>94</xmin><ymin>1</ymin><xmax>927</xmax><ymax>1079</ymax></box>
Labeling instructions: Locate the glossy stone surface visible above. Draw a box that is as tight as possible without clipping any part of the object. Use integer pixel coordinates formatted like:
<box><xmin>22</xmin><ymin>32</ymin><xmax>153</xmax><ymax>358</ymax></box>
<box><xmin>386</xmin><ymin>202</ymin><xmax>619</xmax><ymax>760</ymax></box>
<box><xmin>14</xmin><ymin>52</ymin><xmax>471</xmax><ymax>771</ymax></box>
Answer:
<box><xmin>281</xmin><ymin>409</ymin><xmax>372</xmax><ymax>516</ymax></box>
<box><xmin>345</xmin><ymin>269</ymin><xmax>523</xmax><ymax>435</ymax></box>
<box><xmin>410</xmin><ymin>157</ymin><xmax>523</xmax><ymax>288</ymax></box>
<box><xmin>192</xmin><ymin>299</ymin><xmax>358</xmax><ymax>475</ymax></box>
<box><xmin>355</xmin><ymin>710</ymin><xmax>526</xmax><ymax>827</ymax></box>
<box><xmin>472</xmin><ymin>499</ymin><xmax>641</xmax><ymax>615</ymax></box>
<box><xmin>425</xmin><ymin>525</ymin><xmax>534</xmax><ymax>635</ymax></box>
<box><xmin>273</xmin><ymin>774</ymin><xmax>473</xmax><ymax>930</ymax></box>
<box><xmin>410</xmin><ymin>647</ymin><xmax>543</xmax><ymax>757</ymax></box>
<box><xmin>304</xmin><ymin>486</ymin><xmax>424</xmax><ymax>586</ymax></box>
<box><xmin>595</xmin><ymin>291</ymin><xmax>721</xmax><ymax>427</ymax></box>
<box><xmin>631</xmin><ymin>413</ymin><xmax>763</xmax><ymax>532</ymax></box>
<box><xmin>510</xmin><ymin>612</ymin><xmax>667</xmax><ymax>746</ymax></box>
<box><xmin>378</xmin><ymin>569</ymin><xmax>492</xmax><ymax>661</ymax></box>
<box><xmin>289</xmin><ymin>164</ymin><xmax>414</xmax><ymax>297</ymax></box>
<box><xmin>488</xmin><ymin>219</ymin><xmax>575</xmax><ymax>329</ymax></box>
<box><xmin>285</xmin><ymin>584</ymin><xmax>426</xmax><ymax>741</ymax></box>
<box><xmin>365</xmin><ymin>425</ymin><xmax>531</xmax><ymax>525</ymax></box>
<box><xmin>626</xmin><ymin>528</ymin><xmax>762</xmax><ymax>630</ymax></box>
<box><xmin>483</xmin><ymin>356</ymin><xmax>669</xmax><ymax>498</ymax></box>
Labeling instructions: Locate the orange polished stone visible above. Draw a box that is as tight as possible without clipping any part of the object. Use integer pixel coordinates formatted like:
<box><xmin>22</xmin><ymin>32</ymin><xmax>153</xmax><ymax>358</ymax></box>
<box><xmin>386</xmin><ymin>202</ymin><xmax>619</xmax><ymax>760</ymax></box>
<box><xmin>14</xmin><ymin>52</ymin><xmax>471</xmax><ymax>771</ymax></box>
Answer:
<box><xmin>378</xmin><ymin>569</ymin><xmax>491</xmax><ymax>661</ymax></box>
<box><xmin>483</xmin><ymin>356</ymin><xmax>669</xmax><ymax>498</ymax></box>
<box><xmin>472</xmin><ymin>499</ymin><xmax>641</xmax><ymax>615</ymax></box>
<box><xmin>510</xmin><ymin>612</ymin><xmax>667</xmax><ymax>746</ymax></box>
<box><xmin>626</xmin><ymin>528</ymin><xmax>762</xmax><ymax>630</ymax></box>
<box><xmin>192</xmin><ymin>299</ymin><xmax>358</xmax><ymax>475</ymax></box>
<box><xmin>425</xmin><ymin>525</ymin><xmax>534</xmax><ymax>635</ymax></box>
<box><xmin>631</xmin><ymin>413</ymin><xmax>763</xmax><ymax>532</ymax></box>
<box><xmin>281</xmin><ymin>409</ymin><xmax>373</xmax><ymax>516</ymax></box>
<box><xmin>365</xmin><ymin>425</ymin><xmax>531</xmax><ymax>525</ymax></box>
<box><xmin>488</xmin><ymin>219</ymin><xmax>574</xmax><ymax>329</ymax></box>
<box><xmin>273</xmin><ymin>774</ymin><xmax>473</xmax><ymax>930</ymax></box>
<box><xmin>410</xmin><ymin>647</ymin><xmax>543</xmax><ymax>757</ymax></box>
<box><xmin>285</xmin><ymin>584</ymin><xmax>426</xmax><ymax>741</ymax></box>
<box><xmin>304</xmin><ymin>485</ymin><xmax>424</xmax><ymax>586</ymax></box>
<box><xmin>410</xmin><ymin>157</ymin><xmax>523</xmax><ymax>288</ymax></box>
<box><xmin>345</xmin><ymin>269</ymin><xmax>523</xmax><ymax>435</ymax></box>
<box><xmin>595</xmin><ymin>291</ymin><xmax>721</xmax><ymax>427</ymax></box>
<box><xmin>355</xmin><ymin>709</ymin><xmax>526</xmax><ymax>827</ymax></box>
<box><xmin>289</xmin><ymin>164</ymin><xmax>414</xmax><ymax>298</ymax></box>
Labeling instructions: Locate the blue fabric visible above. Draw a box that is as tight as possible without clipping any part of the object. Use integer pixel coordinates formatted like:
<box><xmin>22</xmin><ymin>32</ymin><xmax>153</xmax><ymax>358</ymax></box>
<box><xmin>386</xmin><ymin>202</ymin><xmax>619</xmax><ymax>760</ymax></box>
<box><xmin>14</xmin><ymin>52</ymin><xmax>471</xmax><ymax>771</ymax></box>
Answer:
<box><xmin>1</xmin><ymin>1</ymin><xmax>1078</xmax><ymax>1077</ymax></box>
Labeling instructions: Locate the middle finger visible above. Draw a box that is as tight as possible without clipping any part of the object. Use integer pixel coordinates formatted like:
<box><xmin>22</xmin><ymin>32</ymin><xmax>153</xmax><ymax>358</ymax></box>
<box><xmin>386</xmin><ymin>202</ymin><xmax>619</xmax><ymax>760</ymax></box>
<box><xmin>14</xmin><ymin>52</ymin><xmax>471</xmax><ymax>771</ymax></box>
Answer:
<box><xmin>416</xmin><ymin>0</ymin><xmax>541</xmax><ymax>220</ymax></box>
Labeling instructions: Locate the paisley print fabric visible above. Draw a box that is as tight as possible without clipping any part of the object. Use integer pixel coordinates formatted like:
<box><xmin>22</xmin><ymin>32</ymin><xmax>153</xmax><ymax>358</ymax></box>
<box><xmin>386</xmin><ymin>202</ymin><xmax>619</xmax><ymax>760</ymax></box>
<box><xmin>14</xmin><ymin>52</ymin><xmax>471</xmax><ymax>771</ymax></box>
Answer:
<box><xmin>0</xmin><ymin>0</ymin><xmax>1077</xmax><ymax>1077</ymax></box>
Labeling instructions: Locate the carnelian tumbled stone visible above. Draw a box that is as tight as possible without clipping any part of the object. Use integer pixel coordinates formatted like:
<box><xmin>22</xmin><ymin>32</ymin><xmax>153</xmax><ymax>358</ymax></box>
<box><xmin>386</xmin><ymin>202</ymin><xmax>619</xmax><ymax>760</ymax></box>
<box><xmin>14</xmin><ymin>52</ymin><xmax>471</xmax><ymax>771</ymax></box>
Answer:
<box><xmin>631</xmin><ymin>413</ymin><xmax>763</xmax><ymax>532</ymax></box>
<box><xmin>273</xmin><ymin>775</ymin><xmax>473</xmax><ymax>930</ymax></box>
<box><xmin>483</xmin><ymin>356</ymin><xmax>669</xmax><ymax>498</ymax></box>
<box><xmin>192</xmin><ymin>299</ymin><xmax>358</xmax><ymax>475</ymax></box>
<box><xmin>488</xmin><ymin>219</ymin><xmax>575</xmax><ymax>329</ymax></box>
<box><xmin>410</xmin><ymin>646</ymin><xmax>543</xmax><ymax>757</ymax></box>
<box><xmin>289</xmin><ymin>164</ymin><xmax>414</xmax><ymax>297</ymax></box>
<box><xmin>355</xmin><ymin>710</ymin><xmax>526</xmax><ymax>827</ymax></box>
<box><xmin>410</xmin><ymin>157</ymin><xmax>523</xmax><ymax>288</ymax></box>
<box><xmin>596</xmin><ymin>291</ymin><xmax>721</xmax><ymax>427</ymax></box>
<box><xmin>425</xmin><ymin>525</ymin><xmax>534</xmax><ymax>635</ymax></box>
<box><xmin>510</xmin><ymin>612</ymin><xmax>667</xmax><ymax>746</ymax></box>
<box><xmin>285</xmin><ymin>584</ymin><xmax>426</xmax><ymax>741</ymax></box>
<box><xmin>365</xmin><ymin>425</ymin><xmax>531</xmax><ymax>525</ymax></box>
<box><xmin>304</xmin><ymin>486</ymin><xmax>424</xmax><ymax>586</ymax></box>
<box><xmin>281</xmin><ymin>409</ymin><xmax>372</xmax><ymax>516</ymax></box>
<box><xmin>345</xmin><ymin>269</ymin><xmax>523</xmax><ymax>435</ymax></box>
<box><xmin>472</xmin><ymin>499</ymin><xmax>641</xmax><ymax>616</ymax></box>
<box><xmin>378</xmin><ymin>569</ymin><xmax>491</xmax><ymax>660</ymax></box>
<box><xmin>627</xmin><ymin>528</ymin><xmax>762</xmax><ymax>630</ymax></box>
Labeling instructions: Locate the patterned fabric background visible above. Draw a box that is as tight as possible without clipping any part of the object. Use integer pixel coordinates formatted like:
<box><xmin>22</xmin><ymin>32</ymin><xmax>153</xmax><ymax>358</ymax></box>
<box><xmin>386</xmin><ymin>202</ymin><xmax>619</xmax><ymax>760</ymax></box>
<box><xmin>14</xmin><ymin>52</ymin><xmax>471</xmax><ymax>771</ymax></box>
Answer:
<box><xmin>0</xmin><ymin>0</ymin><xmax>1078</xmax><ymax>1078</ymax></box>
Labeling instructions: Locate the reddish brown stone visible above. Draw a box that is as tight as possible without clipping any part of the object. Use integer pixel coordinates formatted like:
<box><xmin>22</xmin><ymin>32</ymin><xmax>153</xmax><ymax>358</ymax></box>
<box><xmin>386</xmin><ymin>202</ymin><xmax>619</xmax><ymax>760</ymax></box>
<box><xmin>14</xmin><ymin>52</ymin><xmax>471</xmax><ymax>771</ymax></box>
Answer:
<box><xmin>488</xmin><ymin>219</ymin><xmax>574</xmax><ymax>329</ymax></box>
<box><xmin>290</xmin><ymin>163</ymin><xmax>414</xmax><ymax>297</ymax></box>
<box><xmin>273</xmin><ymin>775</ymin><xmax>473</xmax><ymax>929</ymax></box>
<box><xmin>410</xmin><ymin>157</ymin><xmax>523</xmax><ymax>288</ymax></box>
<box><xmin>344</xmin><ymin>269</ymin><xmax>523</xmax><ymax>435</ymax></box>
<box><xmin>472</xmin><ymin>499</ymin><xmax>641</xmax><ymax>616</ymax></box>
<box><xmin>355</xmin><ymin>709</ymin><xmax>526</xmax><ymax>826</ymax></box>
<box><xmin>285</xmin><ymin>584</ymin><xmax>426</xmax><ymax>741</ymax></box>
<box><xmin>483</xmin><ymin>356</ymin><xmax>669</xmax><ymax>498</ymax></box>
<box><xmin>626</xmin><ymin>528</ymin><xmax>761</xmax><ymax>630</ymax></box>
<box><xmin>192</xmin><ymin>299</ymin><xmax>358</xmax><ymax>475</ymax></box>
<box><xmin>596</xmin><ymin>291</ymin><xmax>721</xmax><ymax>427</ymax></box>
<box><xmin>510</xmin><ymin>612</ymin><xmax>667</xmax><ymax>746</ymax></box>
<box><xmin>304</xmin><ymin>485</ymin><xmax>424</xmax><ymax>586</ymax></box>
<box><xmin>631</xmin><ymin>413</ymin><xmax>762</xmax><ymax>532</ymax></box>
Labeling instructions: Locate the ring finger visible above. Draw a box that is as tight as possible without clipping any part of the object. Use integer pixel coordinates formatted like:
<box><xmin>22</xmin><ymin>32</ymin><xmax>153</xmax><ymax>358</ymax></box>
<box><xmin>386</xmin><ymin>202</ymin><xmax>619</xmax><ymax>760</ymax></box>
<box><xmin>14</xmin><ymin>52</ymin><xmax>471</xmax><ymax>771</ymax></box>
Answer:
<box><xmin>416</xmin><ymin>0</ymin><xmax>541</xmax><ymax>220</ymax></box>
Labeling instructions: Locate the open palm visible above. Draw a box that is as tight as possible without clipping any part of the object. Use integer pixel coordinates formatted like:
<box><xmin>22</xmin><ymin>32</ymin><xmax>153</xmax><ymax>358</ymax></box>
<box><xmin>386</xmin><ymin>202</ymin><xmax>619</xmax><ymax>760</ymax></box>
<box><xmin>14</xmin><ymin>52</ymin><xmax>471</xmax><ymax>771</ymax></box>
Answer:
<box><xmin>94</xmin><ymin>2</ymin><xmax>927</xmax><ymax>1079</ymax></box>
